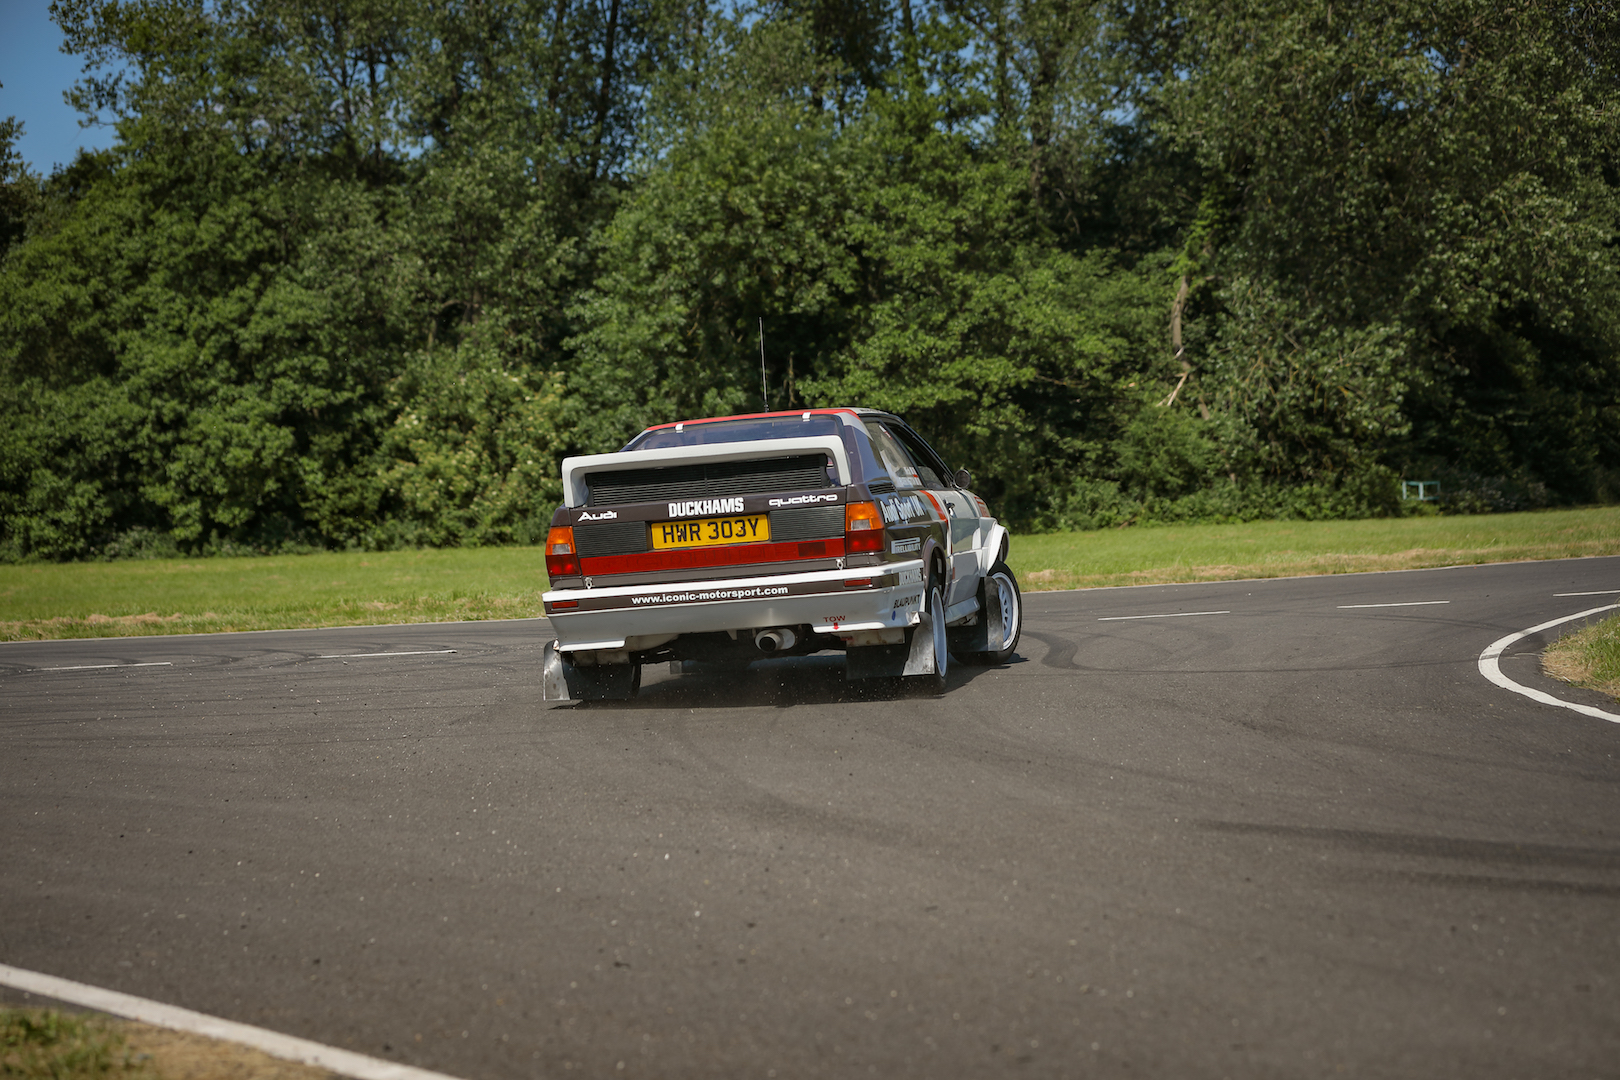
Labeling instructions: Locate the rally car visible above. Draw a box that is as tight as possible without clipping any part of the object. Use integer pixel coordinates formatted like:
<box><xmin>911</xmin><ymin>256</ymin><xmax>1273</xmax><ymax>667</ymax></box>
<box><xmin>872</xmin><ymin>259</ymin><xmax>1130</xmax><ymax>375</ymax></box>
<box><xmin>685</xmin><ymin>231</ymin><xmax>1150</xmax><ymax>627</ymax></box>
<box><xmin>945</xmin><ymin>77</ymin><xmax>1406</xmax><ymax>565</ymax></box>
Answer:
<box><xmin>539</xmin><ymin>408</ymin><xmax>1022</xmax><ymax>700</ymax></box>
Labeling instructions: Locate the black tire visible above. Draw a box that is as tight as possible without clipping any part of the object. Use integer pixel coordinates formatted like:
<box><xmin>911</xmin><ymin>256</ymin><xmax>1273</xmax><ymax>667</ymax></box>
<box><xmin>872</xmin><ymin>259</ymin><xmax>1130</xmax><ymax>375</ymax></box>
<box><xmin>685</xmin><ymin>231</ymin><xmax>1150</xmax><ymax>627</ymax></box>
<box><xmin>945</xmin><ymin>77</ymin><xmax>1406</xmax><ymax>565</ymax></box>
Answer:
<box><xmin>960</xmin><ymin>559</ymin><xmax>1022</xmax><ymax>666</ymax></box>
<box><xmin>904</xmin><ymin>582</ymin><xmax>949</xmax><ymax>695</ymax></box>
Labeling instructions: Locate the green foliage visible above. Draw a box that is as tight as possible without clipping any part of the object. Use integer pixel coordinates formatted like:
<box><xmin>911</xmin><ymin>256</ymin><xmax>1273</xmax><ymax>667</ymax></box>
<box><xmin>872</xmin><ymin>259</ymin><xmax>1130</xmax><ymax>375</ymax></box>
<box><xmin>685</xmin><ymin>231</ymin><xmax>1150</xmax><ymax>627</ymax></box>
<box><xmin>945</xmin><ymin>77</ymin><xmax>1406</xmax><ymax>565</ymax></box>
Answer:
<box><xmin>0</xmin><ymin>140</ymin><xmax>404</xmax><ymax>557</ymax></box>
<box><xmin>1143</xmin><ymin>0</ymin><xmax>1620</xmax><ymax>510</ymax></box>
<box><xmin>0</xmin><ymin>1009</ymin><xmax>152</xmax><ymax>1080</ymax></box>
<box><xmin>378</xmin><ymin>343</ymin><xmax>566</xmax><ymax>547</ymax></box>
<box><xmin>0</xmin><ymin>117</ymin><xmax>40</xmax><ymax>258</ymax></box>
<box><xmin>1544</xmin><ymin>612</ymin><xmax>1620</xmax><ymax>701</ymax></box>
<box><xmin>565</xmin><ymin>16</ymin><xmax>860</xmax><ymax>447</ymax></box>
<box><xmin>3</xmin><ymin>0</ymin><xmax>1618</xmax><ymax>559</ymax></box>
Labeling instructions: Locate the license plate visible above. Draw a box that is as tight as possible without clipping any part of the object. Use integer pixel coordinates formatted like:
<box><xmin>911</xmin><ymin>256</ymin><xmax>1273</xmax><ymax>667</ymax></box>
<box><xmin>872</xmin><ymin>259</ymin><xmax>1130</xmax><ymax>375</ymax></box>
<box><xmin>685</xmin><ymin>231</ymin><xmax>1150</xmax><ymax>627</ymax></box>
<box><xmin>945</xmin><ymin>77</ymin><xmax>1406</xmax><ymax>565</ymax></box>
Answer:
<box><xmin>651</xmin><ymin>515</ymin><xmax>771</xmax><ymax>550</ymax></box>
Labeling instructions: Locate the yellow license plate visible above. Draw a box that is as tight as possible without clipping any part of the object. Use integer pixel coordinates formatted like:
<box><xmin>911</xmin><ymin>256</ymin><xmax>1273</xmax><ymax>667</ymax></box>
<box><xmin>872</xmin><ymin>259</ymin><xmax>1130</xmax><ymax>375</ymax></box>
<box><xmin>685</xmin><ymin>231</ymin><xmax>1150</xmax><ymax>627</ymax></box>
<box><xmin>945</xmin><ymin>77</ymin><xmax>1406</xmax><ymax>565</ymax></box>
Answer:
<box><xmin>651</xmin><ymin>515</ymin><xmax>771</xmax><ymax>550</ymax></box>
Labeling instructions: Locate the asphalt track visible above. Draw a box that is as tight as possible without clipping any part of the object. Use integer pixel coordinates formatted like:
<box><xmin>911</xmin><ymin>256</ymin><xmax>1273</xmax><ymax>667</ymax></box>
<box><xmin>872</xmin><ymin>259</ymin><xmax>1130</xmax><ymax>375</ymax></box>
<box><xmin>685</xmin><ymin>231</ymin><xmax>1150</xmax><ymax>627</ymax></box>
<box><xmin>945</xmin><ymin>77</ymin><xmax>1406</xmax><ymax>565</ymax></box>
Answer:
<box><xmin>3</xmin><ymin>557</ymin><xmax>1619</xmax><ymax>1080</ymax></box>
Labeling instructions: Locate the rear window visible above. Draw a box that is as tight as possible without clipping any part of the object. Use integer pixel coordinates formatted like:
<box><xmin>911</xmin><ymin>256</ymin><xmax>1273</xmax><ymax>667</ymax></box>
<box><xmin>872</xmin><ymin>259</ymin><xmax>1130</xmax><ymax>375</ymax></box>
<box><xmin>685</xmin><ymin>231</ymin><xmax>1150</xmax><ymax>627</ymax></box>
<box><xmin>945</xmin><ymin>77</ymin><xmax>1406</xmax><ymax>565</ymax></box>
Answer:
<box><xmin>626</xmin><ymin>414</ymin><xmax>845</xmax><ymax>450</ymax></box>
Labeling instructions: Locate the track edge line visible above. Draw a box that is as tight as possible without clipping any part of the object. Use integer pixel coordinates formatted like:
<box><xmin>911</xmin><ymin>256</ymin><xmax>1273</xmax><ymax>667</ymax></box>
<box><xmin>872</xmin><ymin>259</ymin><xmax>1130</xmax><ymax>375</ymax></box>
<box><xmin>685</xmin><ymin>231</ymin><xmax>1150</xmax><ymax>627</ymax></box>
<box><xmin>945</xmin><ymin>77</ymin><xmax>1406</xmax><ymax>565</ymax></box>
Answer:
<box><xmin>0</xmin><ymin>963</ymin><xmax>469</xmax><ymax>1080</ymax></box>
<box><xmin>1476</xmin><ymin>605</ymin><xmax>1620</xmax><ymax>724</ymax></box>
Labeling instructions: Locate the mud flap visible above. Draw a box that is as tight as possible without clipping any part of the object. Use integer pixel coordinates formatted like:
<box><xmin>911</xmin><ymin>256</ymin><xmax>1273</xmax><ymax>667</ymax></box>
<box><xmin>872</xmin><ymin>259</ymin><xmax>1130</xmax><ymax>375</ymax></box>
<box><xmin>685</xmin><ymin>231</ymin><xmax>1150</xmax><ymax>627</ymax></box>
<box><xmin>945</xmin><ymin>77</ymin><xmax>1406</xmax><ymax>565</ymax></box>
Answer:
<box><xmin>542</xmin><ymin>640</ymin><xmax>640</xmax><ymax>701</ymax></box>
<box><xmin>541</xmin><ymin>640</ymin><xmax>575</xmax><ymax>700</ymax></box>
<box><xmin>902</xmin><ymin>607</ymin><xmax>939</xmax><ymax>677</ymax></box>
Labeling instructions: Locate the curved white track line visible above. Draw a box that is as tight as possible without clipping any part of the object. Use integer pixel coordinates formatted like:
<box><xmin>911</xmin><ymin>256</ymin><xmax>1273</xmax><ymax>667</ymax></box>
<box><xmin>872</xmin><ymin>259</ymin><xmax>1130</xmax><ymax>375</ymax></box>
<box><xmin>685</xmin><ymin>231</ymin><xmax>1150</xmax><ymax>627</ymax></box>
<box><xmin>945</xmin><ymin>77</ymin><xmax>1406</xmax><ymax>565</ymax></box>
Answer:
<box><xmin>1477</xmin><ymin>604</ymin><xmax>1620</xmax><ymax>724</ymax></box>
<box><xmin>0</xmin><ymin>963</ymin><xmax>467</xmax><ymax>1080</ymax></box>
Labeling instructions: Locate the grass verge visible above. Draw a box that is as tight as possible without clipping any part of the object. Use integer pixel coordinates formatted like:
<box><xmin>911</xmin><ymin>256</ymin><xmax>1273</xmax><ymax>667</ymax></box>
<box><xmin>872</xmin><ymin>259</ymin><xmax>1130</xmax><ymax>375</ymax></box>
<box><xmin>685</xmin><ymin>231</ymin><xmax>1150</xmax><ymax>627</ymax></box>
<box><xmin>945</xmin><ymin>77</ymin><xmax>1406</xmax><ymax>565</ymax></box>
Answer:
<box><xmin>1</xmin><ymin>506</ymin><xmax>1616</xmax><ymax>641</ymax></box>
<box><xmin>0</xmin><ymin>1008</ymin><xmax>334</xmax><ymax>1080</ymax></box>
<box><xmin>1007</xmin><ymin>506</ymin><xmax>1620</xmax><ymax>591</ymax></box>
<box><xmin>1543</xmin><ymin>614</ymin><xmax>1620</xmax><ymax>702</ymax></box>
<box><xmin>1</xmin><ymin>1008</ymin><xmax>151</xmax><ymax>1080</ymax></box>
<box><xmin>0</xmin><ymin>547</ymin><xmax>549</xmax><ymax>641</ymax></box>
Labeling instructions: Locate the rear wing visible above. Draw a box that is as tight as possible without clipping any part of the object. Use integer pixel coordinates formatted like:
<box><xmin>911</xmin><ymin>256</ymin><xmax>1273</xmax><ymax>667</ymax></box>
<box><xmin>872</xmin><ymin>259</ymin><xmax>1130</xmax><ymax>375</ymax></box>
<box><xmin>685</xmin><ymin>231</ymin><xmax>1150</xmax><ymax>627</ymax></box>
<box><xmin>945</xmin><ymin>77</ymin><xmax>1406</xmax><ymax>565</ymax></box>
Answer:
<box><xmin>560</xmin><ymin>436</ymin><xmax>854</xmax><ymax>508</ymax></box>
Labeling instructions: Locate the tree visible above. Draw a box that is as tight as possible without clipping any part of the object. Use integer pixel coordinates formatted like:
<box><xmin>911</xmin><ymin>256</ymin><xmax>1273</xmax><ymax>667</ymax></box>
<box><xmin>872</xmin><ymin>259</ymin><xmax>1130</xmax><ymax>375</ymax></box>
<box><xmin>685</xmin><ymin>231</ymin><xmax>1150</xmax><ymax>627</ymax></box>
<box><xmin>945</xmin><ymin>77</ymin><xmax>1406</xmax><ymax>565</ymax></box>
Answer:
<box><xmin>1147</xmin><ymin>0</ymin><xmax>1620</xmax><ymax>503</ymax></box>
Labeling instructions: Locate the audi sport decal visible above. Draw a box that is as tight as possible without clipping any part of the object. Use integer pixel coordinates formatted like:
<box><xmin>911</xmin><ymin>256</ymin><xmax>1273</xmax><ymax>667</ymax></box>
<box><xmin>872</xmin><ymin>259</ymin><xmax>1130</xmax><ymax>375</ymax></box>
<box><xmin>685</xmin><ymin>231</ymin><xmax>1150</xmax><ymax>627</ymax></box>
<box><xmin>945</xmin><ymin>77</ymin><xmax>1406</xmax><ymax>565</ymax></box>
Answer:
<box><xmin>878</xmin><ymin>494</ymin><xmax>927</xmax><ymax>524</ymax></box>
<box><xmin>577</xmin><ymin>509</ymin><xmax>619</xmax><ymax>521</ymax></box>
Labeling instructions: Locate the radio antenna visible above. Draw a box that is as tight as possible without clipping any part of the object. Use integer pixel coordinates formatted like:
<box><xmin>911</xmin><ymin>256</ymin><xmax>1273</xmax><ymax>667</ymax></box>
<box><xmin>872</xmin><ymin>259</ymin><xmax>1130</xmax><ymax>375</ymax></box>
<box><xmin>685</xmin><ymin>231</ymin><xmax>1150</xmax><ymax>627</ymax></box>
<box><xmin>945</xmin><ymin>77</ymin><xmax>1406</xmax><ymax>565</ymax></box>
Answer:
<box><xmin>759</xmin><ymin>318</ymin><xmax>768</xmax><ymax>408</ymax></box>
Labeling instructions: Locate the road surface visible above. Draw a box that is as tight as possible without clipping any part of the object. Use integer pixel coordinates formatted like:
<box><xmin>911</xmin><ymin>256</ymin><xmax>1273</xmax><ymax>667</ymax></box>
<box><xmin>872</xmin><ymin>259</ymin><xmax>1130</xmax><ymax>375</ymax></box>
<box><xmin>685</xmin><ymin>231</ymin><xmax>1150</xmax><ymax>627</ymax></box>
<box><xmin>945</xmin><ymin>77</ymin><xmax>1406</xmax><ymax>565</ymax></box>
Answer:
<box><xmin>3</xmin><ymin>557</ymin><xmax>1618</xmax><ymax>1078</ymax></box>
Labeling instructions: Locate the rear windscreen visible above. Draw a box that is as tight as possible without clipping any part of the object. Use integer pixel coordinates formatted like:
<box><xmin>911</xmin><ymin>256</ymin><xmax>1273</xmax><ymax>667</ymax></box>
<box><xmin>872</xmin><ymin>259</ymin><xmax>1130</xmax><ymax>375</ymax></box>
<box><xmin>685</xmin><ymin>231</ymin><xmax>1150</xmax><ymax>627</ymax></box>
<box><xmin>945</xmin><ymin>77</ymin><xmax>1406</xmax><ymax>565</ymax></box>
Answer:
<box><xmin>626</xmin><ymin>414</ymin><xmax>846</xmax><ymax>450</ymax></box>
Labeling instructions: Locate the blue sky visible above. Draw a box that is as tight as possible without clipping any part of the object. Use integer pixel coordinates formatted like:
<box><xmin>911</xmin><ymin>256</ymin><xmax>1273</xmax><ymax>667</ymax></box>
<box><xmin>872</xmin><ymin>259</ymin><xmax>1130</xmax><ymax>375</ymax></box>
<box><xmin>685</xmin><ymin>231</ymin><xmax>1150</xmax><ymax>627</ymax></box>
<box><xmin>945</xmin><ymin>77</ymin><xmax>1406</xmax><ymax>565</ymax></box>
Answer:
<box><xmin>1</xmin><ymin>0</ymin><xmax>118</xmax><ymax>172</ymax></box>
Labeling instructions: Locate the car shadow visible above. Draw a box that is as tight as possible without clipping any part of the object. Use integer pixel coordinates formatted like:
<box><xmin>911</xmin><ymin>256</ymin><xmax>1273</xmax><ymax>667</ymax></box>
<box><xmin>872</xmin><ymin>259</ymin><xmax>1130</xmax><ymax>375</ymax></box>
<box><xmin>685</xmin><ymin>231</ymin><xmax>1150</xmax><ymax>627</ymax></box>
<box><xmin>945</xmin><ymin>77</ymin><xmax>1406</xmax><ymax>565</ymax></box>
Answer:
<box><xmin>553</xmin><ymin>651</ymin><xmax>1012</xmax><ymax>711</ymax></box>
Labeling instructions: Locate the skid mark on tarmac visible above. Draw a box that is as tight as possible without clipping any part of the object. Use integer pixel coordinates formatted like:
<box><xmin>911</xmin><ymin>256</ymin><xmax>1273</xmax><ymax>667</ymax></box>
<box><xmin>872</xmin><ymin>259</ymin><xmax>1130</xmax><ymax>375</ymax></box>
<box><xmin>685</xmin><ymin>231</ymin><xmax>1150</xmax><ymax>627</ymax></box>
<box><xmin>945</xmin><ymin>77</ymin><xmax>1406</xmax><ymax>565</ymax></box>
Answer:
<box><xmin>1022</xmin><ymin>630</ymin><xmax>1079</xmax><ymax>671</ymax></box>
<box><xmin>313</xmin><ymin>650</ymin><xmax>458</xmax><ymax>660</ymax></box>
<box><xmin>1199</xmin><ymin>821</ymin><xmax>1620</xmax><ymax>870</ymax></box>
<box><xmin>1201</xmin><ymin>820</ymin><xmax>1620</xmax><ymax>896</ymax></box>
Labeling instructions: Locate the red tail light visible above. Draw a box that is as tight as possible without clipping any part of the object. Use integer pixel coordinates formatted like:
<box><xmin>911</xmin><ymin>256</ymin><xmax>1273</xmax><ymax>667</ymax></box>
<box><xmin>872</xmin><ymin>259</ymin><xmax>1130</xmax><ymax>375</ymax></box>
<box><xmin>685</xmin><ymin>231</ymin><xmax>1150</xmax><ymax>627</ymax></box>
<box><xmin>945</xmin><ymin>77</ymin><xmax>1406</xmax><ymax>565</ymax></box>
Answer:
<box><xmin>545</xmin><ymin>525</ymin><xmax>580</xmax><ymax>578</ymax></box>
<box><xmin>844</xmin><ymin>501</ymin><xmax>884</xmax><ymax>553</ymax></box>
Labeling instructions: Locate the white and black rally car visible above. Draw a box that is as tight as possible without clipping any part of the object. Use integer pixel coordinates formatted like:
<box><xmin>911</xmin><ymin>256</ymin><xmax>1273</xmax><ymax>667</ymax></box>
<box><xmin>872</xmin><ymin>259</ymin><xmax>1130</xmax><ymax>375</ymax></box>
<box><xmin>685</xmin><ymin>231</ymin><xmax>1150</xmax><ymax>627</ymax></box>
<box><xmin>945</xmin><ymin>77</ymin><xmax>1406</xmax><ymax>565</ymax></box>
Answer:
<box><xmin>540</xmin><ymin>408</ymin><xmax>1022</xmax><ymax>700</ymax></box>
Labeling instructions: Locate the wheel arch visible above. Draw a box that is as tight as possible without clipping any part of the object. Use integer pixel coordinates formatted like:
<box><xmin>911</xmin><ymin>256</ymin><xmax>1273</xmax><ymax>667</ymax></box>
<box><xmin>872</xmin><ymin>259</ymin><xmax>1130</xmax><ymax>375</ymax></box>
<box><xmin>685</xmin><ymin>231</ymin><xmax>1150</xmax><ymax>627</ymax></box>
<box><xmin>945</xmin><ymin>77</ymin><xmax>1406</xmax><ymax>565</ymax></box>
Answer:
<box><xmin>978</xmin><ymin>522</ymin><xmax>1009</xmax><ymax>576</ymax></box>
<box><xmin>918</xmin><ymin>527</ymin><xmax>950</xmax><ymax>589</ymax></box>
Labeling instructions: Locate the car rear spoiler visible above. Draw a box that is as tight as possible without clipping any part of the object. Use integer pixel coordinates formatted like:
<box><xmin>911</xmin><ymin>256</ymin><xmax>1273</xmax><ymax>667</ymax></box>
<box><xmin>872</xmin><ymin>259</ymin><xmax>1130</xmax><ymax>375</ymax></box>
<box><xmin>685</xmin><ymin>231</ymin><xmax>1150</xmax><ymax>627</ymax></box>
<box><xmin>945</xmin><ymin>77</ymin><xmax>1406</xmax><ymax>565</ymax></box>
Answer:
<box><xmin>560</xmin><ymin>436</ymin><xmax>854</xmax><ymax>508</ymax></box>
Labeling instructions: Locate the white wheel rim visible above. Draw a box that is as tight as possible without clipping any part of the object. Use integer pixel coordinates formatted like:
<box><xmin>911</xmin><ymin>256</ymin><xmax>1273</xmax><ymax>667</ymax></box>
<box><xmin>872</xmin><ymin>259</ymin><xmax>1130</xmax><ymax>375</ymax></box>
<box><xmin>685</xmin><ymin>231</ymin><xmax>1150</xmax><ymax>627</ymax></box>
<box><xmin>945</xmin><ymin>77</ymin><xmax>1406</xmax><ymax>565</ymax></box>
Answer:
<box><xmin>993</xmin><ymin>573</ymin><xmax>1018</xmax><ymax>651</ymax></box>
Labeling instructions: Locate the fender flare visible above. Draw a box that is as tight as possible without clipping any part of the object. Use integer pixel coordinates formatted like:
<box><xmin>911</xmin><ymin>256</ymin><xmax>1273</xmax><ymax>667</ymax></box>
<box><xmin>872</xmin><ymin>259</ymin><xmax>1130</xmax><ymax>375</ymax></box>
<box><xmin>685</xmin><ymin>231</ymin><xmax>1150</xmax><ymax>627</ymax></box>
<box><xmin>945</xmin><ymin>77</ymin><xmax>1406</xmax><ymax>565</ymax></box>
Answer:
<box><xmin>978</xmin><ymin>522</ymin><xmax>1009</xmax><ymax>575</ymax></box>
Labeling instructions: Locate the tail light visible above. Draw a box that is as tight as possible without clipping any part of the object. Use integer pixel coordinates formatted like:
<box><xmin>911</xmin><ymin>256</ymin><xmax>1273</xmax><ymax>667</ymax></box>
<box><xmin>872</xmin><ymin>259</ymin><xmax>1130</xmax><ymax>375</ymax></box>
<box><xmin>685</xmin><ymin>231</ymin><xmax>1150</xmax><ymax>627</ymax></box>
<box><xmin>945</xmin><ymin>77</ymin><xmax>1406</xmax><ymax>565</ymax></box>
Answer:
<box><xmin>844</xmin><ymin>501</ymin><xmax>884</xmax><ymax>553</ymax></box>
<box><xmin>545</xmin><ymin>525</ymin><xmax>580</xmax><ymax>578</ymax></box>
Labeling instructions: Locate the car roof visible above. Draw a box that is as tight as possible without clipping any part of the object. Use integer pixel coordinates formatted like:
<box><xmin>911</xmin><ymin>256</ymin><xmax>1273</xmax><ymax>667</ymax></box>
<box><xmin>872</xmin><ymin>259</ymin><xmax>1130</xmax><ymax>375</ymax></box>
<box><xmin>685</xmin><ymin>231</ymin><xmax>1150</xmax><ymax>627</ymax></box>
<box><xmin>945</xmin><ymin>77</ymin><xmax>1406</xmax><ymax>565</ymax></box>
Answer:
<box><xmin>638</xmin><ymin>407</ymin><xmax>889</xmax><ymax>433</ymax></box>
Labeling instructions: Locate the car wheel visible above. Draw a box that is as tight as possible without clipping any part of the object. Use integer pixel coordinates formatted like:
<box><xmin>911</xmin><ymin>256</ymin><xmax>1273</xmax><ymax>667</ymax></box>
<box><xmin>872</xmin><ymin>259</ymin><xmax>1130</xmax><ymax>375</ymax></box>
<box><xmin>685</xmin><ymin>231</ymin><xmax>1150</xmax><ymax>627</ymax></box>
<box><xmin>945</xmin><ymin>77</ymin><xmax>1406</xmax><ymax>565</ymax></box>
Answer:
<box><xmin>960</xmin><ymin>560</ymin><xmax>1022</xmax><ymax>666</ymax></box>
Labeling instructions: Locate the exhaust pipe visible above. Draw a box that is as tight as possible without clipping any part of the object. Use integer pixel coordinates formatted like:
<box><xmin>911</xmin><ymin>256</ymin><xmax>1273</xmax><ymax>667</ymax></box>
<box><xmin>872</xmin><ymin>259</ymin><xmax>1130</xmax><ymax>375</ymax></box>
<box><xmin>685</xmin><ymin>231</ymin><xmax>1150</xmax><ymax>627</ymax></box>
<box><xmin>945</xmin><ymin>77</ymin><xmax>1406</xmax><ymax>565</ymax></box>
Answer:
<box><xmin>753</xmin><ymin>627</ymin><xmax>798</xmax><ymax>653</ymax></box>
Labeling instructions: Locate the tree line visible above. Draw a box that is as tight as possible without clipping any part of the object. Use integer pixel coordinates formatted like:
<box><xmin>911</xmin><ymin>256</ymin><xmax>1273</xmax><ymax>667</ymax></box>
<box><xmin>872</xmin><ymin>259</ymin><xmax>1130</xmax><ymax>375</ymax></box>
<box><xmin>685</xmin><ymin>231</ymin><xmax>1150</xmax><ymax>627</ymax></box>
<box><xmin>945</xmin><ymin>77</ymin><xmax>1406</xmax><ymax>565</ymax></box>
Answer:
<box><xmin>2</xmin><ymin>0</ymin><xmax>1616</xmax><ymax>559</ymax></box>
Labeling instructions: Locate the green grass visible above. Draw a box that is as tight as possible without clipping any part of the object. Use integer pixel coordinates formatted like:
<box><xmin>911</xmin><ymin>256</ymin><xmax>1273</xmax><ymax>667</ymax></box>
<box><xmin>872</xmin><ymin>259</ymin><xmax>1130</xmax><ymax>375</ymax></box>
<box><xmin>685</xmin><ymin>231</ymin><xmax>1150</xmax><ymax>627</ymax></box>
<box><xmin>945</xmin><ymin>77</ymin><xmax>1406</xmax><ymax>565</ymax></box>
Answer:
<box><xmin>1007</xmin><ymin>506</ymin><xmax>1620</xmax><ymax>591</ymax></box>
<box><xmin>1</xmin><ymin>507</ymin><xmax>1617</xmax><ymax>641</ymax></box>
<box><xmin>0</xmin><ymin>546</ymin><xmax>550</xmax><ymax>641</ymax></box>
<box><xmin>0</xmin><ymin>1008</ymin><xmax>153</xmax><ymax>1080</ymax></box>
<box><xmin>1543</xmin><ymin>613</ymin><xmax>1620</xmax><ymax>701</ymax></box>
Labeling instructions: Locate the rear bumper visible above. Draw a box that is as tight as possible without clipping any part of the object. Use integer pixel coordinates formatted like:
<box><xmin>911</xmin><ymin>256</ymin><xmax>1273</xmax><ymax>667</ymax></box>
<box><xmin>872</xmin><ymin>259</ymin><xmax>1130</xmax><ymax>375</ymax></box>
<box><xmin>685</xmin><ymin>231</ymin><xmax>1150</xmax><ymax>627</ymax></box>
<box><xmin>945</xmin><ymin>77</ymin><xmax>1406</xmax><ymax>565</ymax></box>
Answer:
<box><xmin>543</xmin><ymin>561</ymin><xmax>925</xmax><ymax>651</ymax></box>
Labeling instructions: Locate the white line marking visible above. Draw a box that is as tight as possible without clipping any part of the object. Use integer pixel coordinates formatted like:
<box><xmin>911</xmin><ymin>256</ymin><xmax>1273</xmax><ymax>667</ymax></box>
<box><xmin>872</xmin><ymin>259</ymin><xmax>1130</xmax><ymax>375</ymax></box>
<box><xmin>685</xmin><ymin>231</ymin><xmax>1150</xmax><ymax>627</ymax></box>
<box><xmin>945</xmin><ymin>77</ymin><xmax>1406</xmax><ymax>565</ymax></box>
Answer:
<box><xmin>1554</xmin><ymin>590</ymin><xmax>1620</xmax><ymax>597</ymax></box>
<box><xmin>1477</xmin><ymin>604</ymin><xmax>1620</xmax><ymax>725</ymax></box>
<box><xmin>0</xmin><ymin>963</ymin><xmax>467</xmax><ymax>1080</ymax></box>
<box><xmin>38</xmin><ymin>662</ymin><xmax>173</xmax><ymax>672</ymax></box>
<box><xmin>1337</xmin><ymin>601</ymin><xmax>1451</xmax><ymax>609</ymax></box>
<box><xmin>1097</xmin><ymin>610</ymin><xmax>1230</xmax><ymax>622</ymax></box>
<box><xmin>314</xmin><ymin>650</ymin><xmax>457</xmax><ymax>659</ymax></box>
